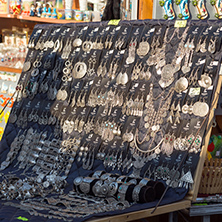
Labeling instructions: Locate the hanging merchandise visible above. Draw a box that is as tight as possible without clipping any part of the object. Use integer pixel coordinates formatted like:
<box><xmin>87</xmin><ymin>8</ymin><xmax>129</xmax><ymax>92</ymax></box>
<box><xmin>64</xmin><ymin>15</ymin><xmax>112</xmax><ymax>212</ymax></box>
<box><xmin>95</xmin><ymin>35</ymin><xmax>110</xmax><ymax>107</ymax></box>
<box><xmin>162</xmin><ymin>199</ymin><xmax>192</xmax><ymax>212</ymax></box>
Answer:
<box><xmin>192</xmin><ymin>0</ymin><xmax>208</xmax><ymax>19</ymax></box>
<box><xmin>155</xmin><ymin>0</ymin><xmax>219</xmax><ymax>20</ymax></box>
<box><xmin>210</xmin><ymin>0</ymin><xmax>222</xmax><ymax>19</ymax></box>
<box><xmin>159</xmin><ymin>0</ymin><xmax>175</xmax><ymax>20</ymax></box>
<box><xmin>175</xmin><ymin>0</ymin><xmax>190</xmax><ymax>19</ymax></box>
<box><xmin>0</xmin><ymin>19</ymin><xmax>221</xmax><ymax>221</ymax></box>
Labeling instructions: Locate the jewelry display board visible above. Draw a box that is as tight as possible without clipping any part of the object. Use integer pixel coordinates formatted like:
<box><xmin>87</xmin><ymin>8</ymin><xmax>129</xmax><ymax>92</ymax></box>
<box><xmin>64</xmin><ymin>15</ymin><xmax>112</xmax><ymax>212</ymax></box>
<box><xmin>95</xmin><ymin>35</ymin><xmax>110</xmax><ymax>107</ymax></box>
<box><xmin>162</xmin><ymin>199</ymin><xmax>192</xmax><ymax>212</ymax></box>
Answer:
<box><xmin>0</xmin><ymin>19</ymin><xmax>221</xmax><ymax>222</ymax></box>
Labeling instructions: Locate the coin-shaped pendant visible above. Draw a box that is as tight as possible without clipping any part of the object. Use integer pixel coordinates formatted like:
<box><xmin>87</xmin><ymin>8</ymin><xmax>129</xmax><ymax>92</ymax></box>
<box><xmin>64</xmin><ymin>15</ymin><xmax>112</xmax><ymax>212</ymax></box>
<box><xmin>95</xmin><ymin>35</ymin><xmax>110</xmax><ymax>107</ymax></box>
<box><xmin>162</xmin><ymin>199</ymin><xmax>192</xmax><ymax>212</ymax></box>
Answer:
<box><xmin>161</xmin><ymin>64</ymin><xmax>174</xmax><ymax>80</ymax></box>
<box><xmin>56</xmin><ymin>89</ymin><xmax>63</xmax><ymax>100</ymax></box>
<box><xmin>181</xmin><ymin>65</ymin><xmax>190</xmax><ymax>74</ymax></box>
<box><xmin>62</xmin><ymin>90</ymin><xmax>68</xmax><ymax>100</ymax></box>
<box><xmin>137</xmin><ymin>41</ymin><xmax>150</xmax><ymax>56</ymax></box>
<box><xmin>23</xmin><ymin>61</ymin><xmax>31</xmax><ymax>72</ymax></box>
<box><xmin>73</xmin><ymin>38</ymin><xmax>82</xmax><ymax>47</ymax></box>
<box><xmin>175</xmin><ymin>77</ymin><xmax>188</xmax><ymax>93</ymax></box>
<box><xmin>199</xmin><ymin>102</ymin><xmax>209</xmax><ymax>117</ymax></box>
<box><xmin>198</xmin><ymin>75</ymin><xmax>212</xmax><ymax>89</ymax></box>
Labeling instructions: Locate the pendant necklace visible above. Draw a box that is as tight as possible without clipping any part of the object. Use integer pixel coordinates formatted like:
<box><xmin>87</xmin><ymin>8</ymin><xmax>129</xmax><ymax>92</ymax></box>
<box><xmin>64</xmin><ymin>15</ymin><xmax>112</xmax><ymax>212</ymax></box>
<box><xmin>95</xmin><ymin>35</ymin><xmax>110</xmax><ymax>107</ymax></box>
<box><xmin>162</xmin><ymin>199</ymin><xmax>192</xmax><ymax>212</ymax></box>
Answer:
<box><xmin>137</xmin><ymin>37</ymin><xmax>150</xmax><ymax>57</ymax></box>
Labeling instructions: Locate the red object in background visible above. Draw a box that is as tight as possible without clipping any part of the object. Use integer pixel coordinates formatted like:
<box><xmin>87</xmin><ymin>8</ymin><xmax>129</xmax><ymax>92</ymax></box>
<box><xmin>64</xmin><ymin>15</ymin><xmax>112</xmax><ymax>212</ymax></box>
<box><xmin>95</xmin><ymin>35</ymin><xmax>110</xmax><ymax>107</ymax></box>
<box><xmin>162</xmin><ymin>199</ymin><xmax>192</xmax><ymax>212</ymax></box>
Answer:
<box><xmin>12</xmin><ymin>4</ymin><xmax>21</xmax><ymax>14</ymax></box>
<box><xmin>0</xmin><ymin>95</ymin><xmax>14</xmax><ymax>108</ymax></box>
<box><xmin>208</xmin><ymin>142</ymin><xmax>215</xmax><ymax>152</ymax></box>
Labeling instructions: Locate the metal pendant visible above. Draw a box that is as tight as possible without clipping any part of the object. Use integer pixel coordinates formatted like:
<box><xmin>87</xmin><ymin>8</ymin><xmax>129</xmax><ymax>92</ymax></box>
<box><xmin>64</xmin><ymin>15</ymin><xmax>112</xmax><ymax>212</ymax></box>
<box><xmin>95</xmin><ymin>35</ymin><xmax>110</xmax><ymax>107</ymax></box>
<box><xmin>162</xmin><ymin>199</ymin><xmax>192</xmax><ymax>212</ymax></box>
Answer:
<box><xmin>159</xmin><ymin>64</ymin><xmax>175</xmax><ymax>88</ymax></box>
<box><xmin>31</xmin><ymin>68</ymin><xmax>39</xmax><ymax>77</ymax></box>
<box><xmin>73</xmin><ymin>38</ymin><xmax>82</xmax><ymax>47</ymax></box>
<box><xmin>137</xmin><ymin>41</ymin><xmax>150</xmax><ymax>57</ymax></box>
<box><xmin>56</xmin><ymin>89</ymin><xmax>63</xmax><ymax>100</ymax></box>
<box><xmin>97</xmin><ymin>64</ymin><xmax>103</xmax><ymax>77</ymax></box>
<box><xmin>82</xmin><ymin>40</ymin><xmax>93</xmax><ymax>52</ymax></box>
<box><xmin>23</xmin><ymin>61</ymin><xmax>31</xmax><ymax>72</ymax></box>
<box><xmin>193</xmin><ymin>101</ymin><xmax>209</xmax><ymax>117</ymax></box>
<box><xmin>181</xmin><ymin>65</ymin><xmax>190</xmax><ymax>74</ymax></box>
<box><xmin>116</xmin><ymin>72</ymin><xmax>129</xmax><ymax>85</ymax></box>
<box><xmin>72</xmin><ymin>62</ymin><xmax>87</xmax><ymax>79</ymax></box>
<box><xmin>175</xmin><ymin>77</ymin><xmax>188</xmax><ymax>93</ymax></box>
<box><xmin>198</xmin><ymin>74</ymin><xmax>212</xmax><ymax>89</ymax></box>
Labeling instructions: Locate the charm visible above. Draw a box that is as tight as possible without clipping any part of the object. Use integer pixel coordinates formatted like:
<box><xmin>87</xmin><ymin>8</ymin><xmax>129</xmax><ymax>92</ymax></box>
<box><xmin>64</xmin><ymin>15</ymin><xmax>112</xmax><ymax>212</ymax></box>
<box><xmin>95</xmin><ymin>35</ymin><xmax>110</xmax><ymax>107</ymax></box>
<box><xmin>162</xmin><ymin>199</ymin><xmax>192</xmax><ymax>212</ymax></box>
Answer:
<box><xmin>73</xmin><ymin>37</ymin><xmax>82</xmax><ymax>47</ymax></box>
<box><xmin>82</xmin><ymin>38</ymin><xmax>93</xmax><ymax>53</ymax></box>
<box><xmin>137</xmin><ymin>37</ymin><xmax>150</xmax><ymax>57</ymax></box>
<box><xmin>175</xmin><ymin>77</ymin><xmax>188</xmax><ymax>93</ymax></box>
<box><xmin>72</xmin><ymin>62</ymin><xmax>87</xmax><ymax>79</ymax></box>
<box><xmin>179</xmin><ymin>169</ymin><xmax>194</xmax><ymax>189</ymax></box>
<box><xmin>159</xmin><ymin>64</ymin><xmax>175</xmax><ymax>88</ymax></box>
<box><xmin>208</xmin><ymin>37</ymin><xmax>217</xmax><ymax>54</ymax></box>
<box><xmin>126</xmin><ymin>39</ymin><xmax>137</xmax><ymax>65</ymax></box>
<box><xmin>198</xmin><ymin>74</ymin><xmax>212</xmax><ymax>89</ymax></box>
<box><xmin>23</xmin><ymin>61</ymin><xmax>31</xmax><ymax>72</ymax></box>
<box><xmin>193</xmin><ymin>99</ymin><xmax>209</xmax><ymax>117</ymax></box>
<box><xmin>116</xmin><ymin>71</ymin><xmax>129</xmax><ymax>85</ymax></box>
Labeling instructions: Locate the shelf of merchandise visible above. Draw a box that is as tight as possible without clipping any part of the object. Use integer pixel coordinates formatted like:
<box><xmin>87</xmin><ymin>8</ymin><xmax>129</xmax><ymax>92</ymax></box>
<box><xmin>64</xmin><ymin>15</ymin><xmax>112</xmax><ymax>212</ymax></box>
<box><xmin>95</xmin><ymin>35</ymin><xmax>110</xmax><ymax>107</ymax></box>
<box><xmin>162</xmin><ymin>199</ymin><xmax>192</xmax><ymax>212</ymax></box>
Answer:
<box><xmin>0</xmin><ymin>14</ymin><xmax>16</xmax><ymax>18</ymax></box>
<box><xmin>17</xmin><ymin>15</ymin><xmax>84</xmax><ymax>24</ymax></box>
<box><xmin>0</xmin><ymin>66</ymin><xmax>22</xmax><ymax>74</ymax></box>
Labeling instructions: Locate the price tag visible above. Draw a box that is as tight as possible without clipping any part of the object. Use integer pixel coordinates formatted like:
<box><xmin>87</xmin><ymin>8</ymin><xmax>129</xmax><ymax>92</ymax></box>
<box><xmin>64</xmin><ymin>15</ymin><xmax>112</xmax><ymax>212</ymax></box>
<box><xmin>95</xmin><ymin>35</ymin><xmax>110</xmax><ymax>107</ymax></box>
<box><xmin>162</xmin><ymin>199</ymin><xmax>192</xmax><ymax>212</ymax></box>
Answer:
<box><xmin>108</xmin><ymin>19</ymin><xmax>120</xmax><ymax>26</ymax></box>
<box><xmin>120</xmin><ymin>50</ymin><xmax>125</xmax><ymax>54</ymax></box>
<box><xmin>212</xmin><ymin>61</ymin><xmax>218</xmax><ymax>66</ymax></box>
<box><xmin>199</xmin><ymin>59</ymin><xmax>206</xmax><ymax>65</ymax></box>
<box><xmin>174</xmin><ymin>20</ymin><xmax>187</xmax><ymax>28</ymax></box>
<box><xmin>189</xmin><ymin>87</ymin><xmax>201</xmax><ymax>97</ymax></box>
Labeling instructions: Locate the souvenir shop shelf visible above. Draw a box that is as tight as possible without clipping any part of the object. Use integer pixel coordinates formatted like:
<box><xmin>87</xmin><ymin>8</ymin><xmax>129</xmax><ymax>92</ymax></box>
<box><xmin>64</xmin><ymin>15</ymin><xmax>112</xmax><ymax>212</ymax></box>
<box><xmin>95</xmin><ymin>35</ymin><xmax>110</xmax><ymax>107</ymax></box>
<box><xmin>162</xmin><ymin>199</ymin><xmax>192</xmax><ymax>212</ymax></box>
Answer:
<box><xmin>18</xmin><ymin>15</ymin><xmax>84</xmax><ymax>24</ymax></box>
<box><xmin>0</xmin><ymin>66</ymin><xmax>22</xmax><ymax>74</ymax></box>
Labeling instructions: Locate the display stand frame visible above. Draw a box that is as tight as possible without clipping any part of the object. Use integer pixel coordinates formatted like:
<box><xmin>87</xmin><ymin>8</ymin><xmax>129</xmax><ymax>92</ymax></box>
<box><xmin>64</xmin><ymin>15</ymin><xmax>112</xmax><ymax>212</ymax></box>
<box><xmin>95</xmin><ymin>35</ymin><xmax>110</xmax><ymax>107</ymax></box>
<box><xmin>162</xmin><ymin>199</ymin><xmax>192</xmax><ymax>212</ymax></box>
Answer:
<box><xmin>0</xmin><ymin>20</ymin><xmax>222</xmax><ymax>222</ymax></box>
<box><xmin>187</xmin><ymin>75</ymin><xmax>222</xmax><ymax>202</ymax></box>
<box><xmin>90</xmin><ymin>200</ymin><xmax>191</xmax><ymax>222</ymax></box>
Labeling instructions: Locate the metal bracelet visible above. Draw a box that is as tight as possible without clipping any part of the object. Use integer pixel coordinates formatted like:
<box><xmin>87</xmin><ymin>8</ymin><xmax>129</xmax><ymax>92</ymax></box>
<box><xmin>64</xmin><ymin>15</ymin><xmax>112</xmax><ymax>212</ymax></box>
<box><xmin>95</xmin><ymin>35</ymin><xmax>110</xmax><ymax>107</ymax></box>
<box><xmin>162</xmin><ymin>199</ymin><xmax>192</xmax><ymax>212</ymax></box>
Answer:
<box><xmin>132</xmin><ymin>184</ymin><xmax>143</xmax><ymax>202</ymax></box>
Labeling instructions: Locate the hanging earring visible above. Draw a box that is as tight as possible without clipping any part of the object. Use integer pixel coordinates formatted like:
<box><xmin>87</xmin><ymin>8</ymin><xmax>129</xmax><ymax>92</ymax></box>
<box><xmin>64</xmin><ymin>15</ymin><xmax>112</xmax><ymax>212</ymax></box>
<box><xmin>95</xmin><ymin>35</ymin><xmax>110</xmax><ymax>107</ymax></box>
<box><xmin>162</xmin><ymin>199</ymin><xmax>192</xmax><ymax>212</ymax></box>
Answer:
<box><xmin>188</xmin><ymin>100</ymin><xmax>194</xmax><ymax>115</ymax></box>
<box><xmin>167</xmin><ymin>107</ymin><xmax>174</xmax><ymax>124</ymax></box>
<box><xmin>174</xmin><ymin>110</ymin><xmax>181</xmax><ymax>124</ymax></box>
<box><xmin>80</xmin><ymin>91</ymin><xmax>86</xmax><ymax>107</ymax></box>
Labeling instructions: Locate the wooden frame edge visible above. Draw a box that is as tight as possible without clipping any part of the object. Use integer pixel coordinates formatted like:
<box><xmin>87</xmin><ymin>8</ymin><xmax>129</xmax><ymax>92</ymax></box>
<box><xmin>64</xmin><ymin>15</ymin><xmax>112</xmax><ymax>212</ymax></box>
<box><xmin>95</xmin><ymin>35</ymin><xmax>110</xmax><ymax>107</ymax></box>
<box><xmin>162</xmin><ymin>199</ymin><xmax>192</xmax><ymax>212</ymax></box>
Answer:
<box><xmin>89</xmin><ymin>200</ymin><xmax>191</xmax><ymax>222</ymax></box>
<box><xmin>187</xmin><ymin>75</ymin><xmax>222</xmax><ymax>201</ymax></box>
